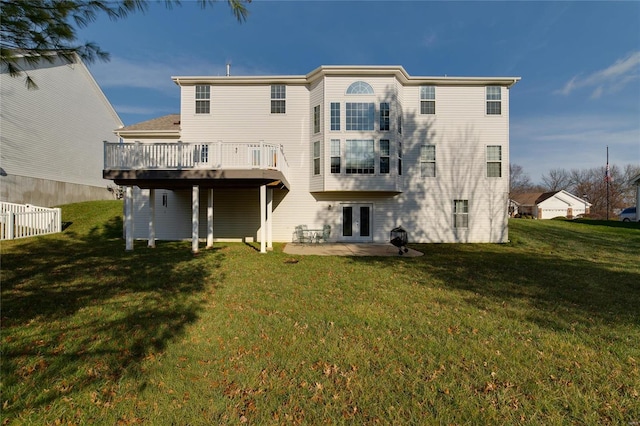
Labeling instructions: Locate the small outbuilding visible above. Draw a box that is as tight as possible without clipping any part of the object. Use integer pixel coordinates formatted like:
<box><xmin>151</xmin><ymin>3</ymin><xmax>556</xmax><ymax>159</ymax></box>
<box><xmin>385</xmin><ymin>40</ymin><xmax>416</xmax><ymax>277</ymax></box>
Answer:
<box><xmin>510</xmin><ymin>190</ymin><xmax>591</xmax><ymax>219</ymax></box>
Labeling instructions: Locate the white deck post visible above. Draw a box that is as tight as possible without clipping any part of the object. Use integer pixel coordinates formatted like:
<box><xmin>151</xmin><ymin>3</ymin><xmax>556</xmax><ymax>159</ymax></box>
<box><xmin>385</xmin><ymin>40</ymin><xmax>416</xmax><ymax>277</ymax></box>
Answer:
<box><xmin>125</xmin><ymin>186</ymin><xmax>134</xmax><ymax>251</ymax></box>
<box><xmin>148</xmin><ymin>189</ymin><xmax>156</xmax><ymax>248</ymax></box>
<box><xmin>192</xmin><ymin>185</ymin><xmax>199</xmax><ymax>253</ymax></box>
<box><xmin>267</xmin><ymin>187</ymin><xmax>273</xmax><ymax>250</ymax></box>
<box><xmin>206</xmin><ymin>188</ymin><xmax>214</xmax><ymax>248</ymax></box>
<box><xmin>260</xmin><ymin>185</ymin><xmax>266</xmax><ymax>253</ymax></box>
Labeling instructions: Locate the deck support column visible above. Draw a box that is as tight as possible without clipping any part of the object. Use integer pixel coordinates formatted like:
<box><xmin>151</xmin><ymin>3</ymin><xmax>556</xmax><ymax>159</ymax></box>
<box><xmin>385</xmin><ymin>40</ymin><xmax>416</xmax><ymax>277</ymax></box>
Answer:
<box><xmin>192</xmin><ymin>185</ymin><xmax>199</xmax><ymax>254</ymax></box>
<box><xmin>206</xmin><ymin>188</ymin><xmax>214</xmax><ymax>248</ymax></box>
<box><xmin>148</xmin><ymin>188</ymin><xmax>156</xmax><ymax>248</ymax></box>
<box><xmin>260</xmin><ymin>185</ymin><xmax>266</xmax><ymax>254</ymax></box>
<box><xmin>267</xmin><ymin>187</ymin><xmax>273</xmax><ymax>251</ymax></box>
<box><xmin>125</xmin><ymin>186</ymin><xmax>134</xmax><ymax>251</ymax></box>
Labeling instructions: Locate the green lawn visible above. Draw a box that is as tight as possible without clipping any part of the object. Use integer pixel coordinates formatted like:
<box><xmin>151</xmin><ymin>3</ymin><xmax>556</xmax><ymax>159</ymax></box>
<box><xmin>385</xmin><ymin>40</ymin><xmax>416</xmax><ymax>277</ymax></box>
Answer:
<box><xmin>1</xmin><ymin>201</ymin><xmax>639</xmax><ymax>425</ymax></box>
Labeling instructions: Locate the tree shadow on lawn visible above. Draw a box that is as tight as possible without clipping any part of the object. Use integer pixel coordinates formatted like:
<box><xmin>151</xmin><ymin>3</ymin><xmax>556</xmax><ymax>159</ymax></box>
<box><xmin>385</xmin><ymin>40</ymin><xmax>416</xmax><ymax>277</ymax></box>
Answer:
<box><xmin>348</xmin><ymin>241</ymin><xmax>639</xmax><ymax>332</ymax></box>
<box><xmin>1</xmin><ymin>221</ymin><xmax>226</xmax><ymax>419</ymax></box>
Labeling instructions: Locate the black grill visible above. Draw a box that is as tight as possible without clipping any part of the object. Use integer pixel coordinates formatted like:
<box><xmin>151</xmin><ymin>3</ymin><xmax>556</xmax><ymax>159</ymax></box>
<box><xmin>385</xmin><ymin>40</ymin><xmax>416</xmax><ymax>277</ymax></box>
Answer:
<box><xmin>390</xmin><ymin>226</ymin><xmax>409</xmax><ymax>255</ymax></box>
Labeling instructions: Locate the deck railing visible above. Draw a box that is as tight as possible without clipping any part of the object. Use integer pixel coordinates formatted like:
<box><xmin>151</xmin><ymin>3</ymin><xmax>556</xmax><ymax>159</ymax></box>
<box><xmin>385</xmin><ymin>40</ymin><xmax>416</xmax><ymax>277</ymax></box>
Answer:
<box><xmin>104</xmin><ymin>141</ymin><xmax>289</xmax><ymax>180</ymax></box>
<box><xmin>0</xmin><ymin>202</ymin><xmax>62</xmax><ymax>240</ymax></box>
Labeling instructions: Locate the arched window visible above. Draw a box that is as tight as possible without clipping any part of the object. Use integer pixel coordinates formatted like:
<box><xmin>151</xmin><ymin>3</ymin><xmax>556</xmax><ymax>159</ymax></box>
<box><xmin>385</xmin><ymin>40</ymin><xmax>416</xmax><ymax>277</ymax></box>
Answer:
<box><xmin>346</xmin><ymin>81</ymin><xmax>374</xmax><ymax>95</ymax></box>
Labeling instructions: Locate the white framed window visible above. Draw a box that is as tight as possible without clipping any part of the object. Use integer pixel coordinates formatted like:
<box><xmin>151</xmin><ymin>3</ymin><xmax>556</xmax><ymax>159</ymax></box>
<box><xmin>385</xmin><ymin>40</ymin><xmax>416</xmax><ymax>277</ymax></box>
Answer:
<box><xmin>330</xmin><ymin>139</ymin><xmax>341</xmax><ymax>174</ymax></box>
<box><xmin>454</xmin><ymin>199</ymin><xmax>469</xmax><ymax>228</ymax></box>
<box><xmin>346</xmin><ymin>103</ymin><xmax>375</xmax><ymax>131</ymax></box>
<box><xmin>313</xmin><ymin>105</ymin><xmax>320</xmax><ymax>134</ymax></box>
<box><xmin>398</xmin><ymin>140</ymin><xmax>403</xmax><ymax>175</ymax></box>
<box><xmin>345</xmin><ymin>139</ymin><xmax>375</xmax><ymax>174</ymax></box>
<box><xmin>420</xmin><ymin>144</ymin><xmax>436</xmax><ymax>177</ymax></box>
<box><xmin>486</xmin><ymin>145</ymin><xmax>502</xmax><ymax>177</ymax></box>
<box><xmin>330</xmin><ymin>102</ymin><xmax>340</xmax><ymax>131</ymax></box>
<box><xmin>195</xmin><ymin>85</ymin><xmax>210</xmax><ymax>114</ymax></box>
<box><xmin>420</xmin><ymin>86</ymin><xmax>435</xmax><ymax>114</ymax></box>
<box><xmin>346</xmin><ymin>81</ymin><xmax>374</xmax><ymax>95</ymax></box>
<box><xmin>313</xmin><ymin>141</ymin><xmax>321</xmax><ymax>175</ymax></box>
<box><xmin>380</xmin><ymin>102</ymin><xmax>390</xmax><ymax>131</ymax></box>
<box><xmin>379</xmin><ymin>139</ymin><xmax>390</xmax><ymax>174</ymax></box>
<box><xmin>271</xmin><ymin>85</ymin><xmax>286</xmax><ymax>114</ymax></box>
<box><xmin>486</xmin><ymin>86</ymin><xmax>501</xmax><ymax>115</ymax></box>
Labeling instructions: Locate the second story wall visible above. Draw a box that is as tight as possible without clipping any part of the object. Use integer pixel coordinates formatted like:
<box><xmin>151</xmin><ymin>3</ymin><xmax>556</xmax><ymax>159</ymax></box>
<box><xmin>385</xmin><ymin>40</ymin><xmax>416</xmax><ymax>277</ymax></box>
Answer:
<box><xmin>1</xmin><ymin>55</ymin><xmax>122</xmax><ymax>191</ymax></box>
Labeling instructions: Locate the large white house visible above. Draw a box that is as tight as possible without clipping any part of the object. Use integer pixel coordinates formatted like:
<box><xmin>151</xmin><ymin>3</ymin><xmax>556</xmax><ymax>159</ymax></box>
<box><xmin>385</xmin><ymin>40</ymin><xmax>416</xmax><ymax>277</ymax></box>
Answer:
<box><xmin>1</xmin><ymin>53</ymin><xmax>123</xmax><ymax>206</ymax></box>
<box><xmin>104</xmin><ymin>66</ymin><xmax>520</xmax><ymax>252</ymax></box>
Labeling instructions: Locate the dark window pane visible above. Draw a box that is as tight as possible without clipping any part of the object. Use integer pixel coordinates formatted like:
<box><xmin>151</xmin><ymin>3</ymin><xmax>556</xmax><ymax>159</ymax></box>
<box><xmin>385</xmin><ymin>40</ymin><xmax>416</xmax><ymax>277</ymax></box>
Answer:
<box><xmin>343</xmin><ymin>207</ymin><xmax>352</xmax><ymax>236</ymax></box>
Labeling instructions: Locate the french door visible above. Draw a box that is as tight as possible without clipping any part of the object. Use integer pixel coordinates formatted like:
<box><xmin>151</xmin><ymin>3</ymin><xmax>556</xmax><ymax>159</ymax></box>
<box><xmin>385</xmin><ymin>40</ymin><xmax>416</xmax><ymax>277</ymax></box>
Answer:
<box><xmin>341</xmin><ymin>204</ymin><xmax>373</xmax><ymax>242</ymax></box>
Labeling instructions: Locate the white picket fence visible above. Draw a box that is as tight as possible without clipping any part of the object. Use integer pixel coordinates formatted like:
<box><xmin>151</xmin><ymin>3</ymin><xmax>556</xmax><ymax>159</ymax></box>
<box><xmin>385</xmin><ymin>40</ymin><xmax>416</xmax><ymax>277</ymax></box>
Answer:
<box><xmin>0</xmin><ymin>202</ymin><xmax>62</xmax><ymax>240</ymax></box>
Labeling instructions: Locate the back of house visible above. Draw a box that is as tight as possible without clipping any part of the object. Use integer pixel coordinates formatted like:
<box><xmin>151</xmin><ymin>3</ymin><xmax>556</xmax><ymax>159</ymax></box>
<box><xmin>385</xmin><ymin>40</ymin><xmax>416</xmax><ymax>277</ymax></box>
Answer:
<box><xmin>104</xmin><ymin>66</ymin><xmax>519</xmax><ymax>247</ymax></box>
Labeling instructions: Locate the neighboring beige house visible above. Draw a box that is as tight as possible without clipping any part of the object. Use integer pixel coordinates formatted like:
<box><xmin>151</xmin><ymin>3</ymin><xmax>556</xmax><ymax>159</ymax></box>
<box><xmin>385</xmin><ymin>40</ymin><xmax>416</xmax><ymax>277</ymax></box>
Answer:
<box><xmin>103</xmin><ymin>66</ymin><xmax>520</xmax><ymax>252</ymax></box>
<box><xmin>1</xmin><ymin>53</ymin><xmax>123</xmax><ymax>206</ymax></box>
<box><xmin>510</xmin><ymin>190</ymin><xmax>591</xmax><ymax>219</ymax></box>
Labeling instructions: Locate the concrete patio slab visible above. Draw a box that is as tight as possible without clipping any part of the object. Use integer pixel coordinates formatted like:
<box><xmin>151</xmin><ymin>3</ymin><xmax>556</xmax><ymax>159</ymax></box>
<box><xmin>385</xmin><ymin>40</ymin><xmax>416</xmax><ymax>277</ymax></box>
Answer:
<box><xmin>283</xmin><ymin>243</ymin><xmax>423</xmax><ymax>257</ymax></box>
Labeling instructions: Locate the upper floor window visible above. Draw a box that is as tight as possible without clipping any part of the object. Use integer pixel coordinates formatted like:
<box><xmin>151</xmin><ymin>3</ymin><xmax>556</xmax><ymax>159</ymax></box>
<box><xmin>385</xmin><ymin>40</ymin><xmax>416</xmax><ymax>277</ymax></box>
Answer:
<box><xmin>346</xmin><ymin>81</ymin><xmax>374</xmax><ymax>95</ymax></box>
<box><xmin>346</xmin><ymin>103</ymin><xmax>375</xmax><ymax>131</ymax></box>
<box><xmin>398</xmin><ymin>140</ymin><xmax>403</xmax><ymax>175</ymax></box>
<box><xmin>420</xmin><ymin>145</ymin><xmax>436</xmax><ymax>177</ymax></box>
<box><xmin>379</xmin><ymin>139</ymin><xmax>390</xmax><ymax>174</ymax></box>
<box><xmin>380</xmin><ymin>102</ymin><xmax>390</xmax><ymax>131</ymax></box>
<box><xmin>420</xmin><ymin>86</ymin><xmax>435</xmax><ymax>114</ymax></box>
<box><xmin>313</xmin><ymin>141</ymin><xmax>321</xmax><ymax>175</ymax></box>
<box><xmin>330</xmin><ymin>102</ymin><xmax>340</xmax><ymax>131</ymax></box>
<box><xmin>271</xmin><ymin>85</ymin><xmax>286</xmax><ymax>114</ymax></box>
<box><xmin>345</xmin><ymin>139</ymin><xmax>374</xmax><ymax>174</ymax></box>
<box><xmin>195</xmin><ymin>85</ymin><xmax>210</xmax><ymax>114</ymax></box>
<box><xmin>313</xmin><ymin>105</ymin><xmax>321</xmax><ymax>133</ymax></box>
<box><xmin>486</xmin><ymin>86</ymin><xmax>501</xmax><ymax>115</ymax></box>
<box><xmin>330</xmin><ymin>139</ymin><xmax>341</xmax><ymax>173</ymax></box>
<box><xmin>487</xmin><ymin>145</ymin><xmax>502</xmax><ymax>177</ymax></box>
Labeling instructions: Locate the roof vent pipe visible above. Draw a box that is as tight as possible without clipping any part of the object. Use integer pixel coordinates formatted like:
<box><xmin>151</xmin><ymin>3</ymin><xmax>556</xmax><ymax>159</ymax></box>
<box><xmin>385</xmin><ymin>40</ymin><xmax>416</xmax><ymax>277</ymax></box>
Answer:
<box><xmin>226</xmin><ymin>63</ymin><xmax>230</xmax><ymax>76</ymax></box>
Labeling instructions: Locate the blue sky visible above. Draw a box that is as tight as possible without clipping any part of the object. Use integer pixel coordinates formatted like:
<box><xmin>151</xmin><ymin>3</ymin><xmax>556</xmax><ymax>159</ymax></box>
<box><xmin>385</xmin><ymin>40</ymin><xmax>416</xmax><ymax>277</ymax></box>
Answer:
<box><xmin>78</xmin><ymin>1</ymin><xmax>640</xmax><ymax>183</ymax></box>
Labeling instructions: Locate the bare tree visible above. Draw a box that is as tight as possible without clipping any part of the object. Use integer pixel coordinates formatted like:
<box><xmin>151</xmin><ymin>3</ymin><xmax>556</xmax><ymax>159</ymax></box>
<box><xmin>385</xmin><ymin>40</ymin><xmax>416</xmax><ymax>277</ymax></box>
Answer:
<box><xmin>541</xmin><ymin>168</ymin><xmax>571</xmax><ymax>192</ymax></box>
<box><xmin>539</xmin><ymin>164</ymin><xmax>638</xmax><ymax>218</ymax></box>
<box><xmin>509</xmin><ymin>163</ymin><xmax>534</xmax><ymax>195</ymax></box>
<box><xmin>620</xmin><ymin>164</ymin><xmax>640</xmax><ymax>207</ymax></box>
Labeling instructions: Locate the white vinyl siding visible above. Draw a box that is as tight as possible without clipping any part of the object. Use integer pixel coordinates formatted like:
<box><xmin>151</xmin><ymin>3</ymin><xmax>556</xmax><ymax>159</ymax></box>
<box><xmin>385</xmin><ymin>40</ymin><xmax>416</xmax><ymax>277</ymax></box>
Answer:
<box><xmin>0</xmin><ymin>54</ymin><xmax>122</xmax><ymax>206</ymax></box>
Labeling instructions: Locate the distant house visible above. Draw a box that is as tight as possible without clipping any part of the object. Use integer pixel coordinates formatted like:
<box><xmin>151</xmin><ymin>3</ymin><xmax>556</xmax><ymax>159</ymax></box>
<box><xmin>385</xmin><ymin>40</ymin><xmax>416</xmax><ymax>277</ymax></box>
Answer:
<box><xmin>1</xmin><ymin>52</ymin><xmax>123</xmax><ymax>207</ymax></box>
<box><xmin>103</xmin><ymin>65</ymin><xmax>520</xmax><ymax>252</ymax></box>
<box><xmin>510</xmin><ymin>190</ymin><xmax>591</xmax><ymax>219</ymax></box>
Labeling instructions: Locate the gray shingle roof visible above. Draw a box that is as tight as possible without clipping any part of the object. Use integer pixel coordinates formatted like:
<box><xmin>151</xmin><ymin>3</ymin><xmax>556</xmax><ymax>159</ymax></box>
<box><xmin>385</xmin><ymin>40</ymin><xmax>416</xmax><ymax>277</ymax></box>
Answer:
<box><xmin>120</xmin><ymin>114</ymin><xmax>180</xmax><ymax>132</ymax></box>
